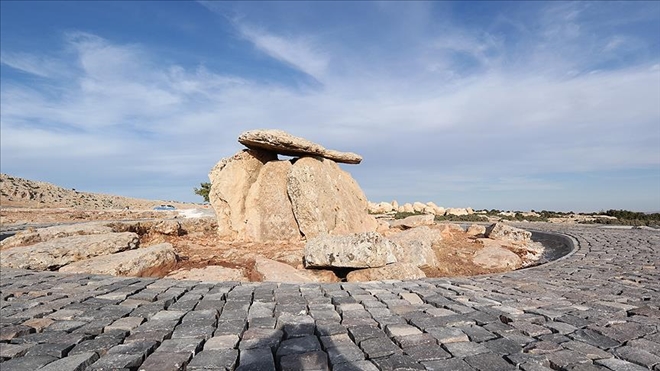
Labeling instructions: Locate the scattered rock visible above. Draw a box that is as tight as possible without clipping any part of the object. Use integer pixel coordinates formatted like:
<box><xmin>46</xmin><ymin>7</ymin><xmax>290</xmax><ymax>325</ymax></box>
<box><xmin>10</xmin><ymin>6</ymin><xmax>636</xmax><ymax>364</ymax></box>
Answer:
<box><xmin>0</xmin><ymin>232</ymin><xmax>139</xmax><ymax>270</ymax></box>
<box><xmin>486</xmin><ymin>222</ymin><xmax>532</xmax><ymax>243</ymax></box>
<box><xmin>152</xmin><ymin>220</ymin><xmax>183</xmax><ymax>236</ymax></box>
<box><xmin>389</xmin><ymin>214</ymin><xmax>435</xmax><ymax>229</ymax></box>
<box><xmin>238</xmin><ymin>129</ymin><xmax>362</xmax><ymax>164</ymax></box>
<box><xmin>412</xmin><ymin>202</ymin><xmax>426</xmax><ymax>213</ymax></box>
<box><xmin>304</xmin><ymin>232</ymin><xmax>397</xmax><ymax>269</ymax></box>
<box><xmin>255</xmin><ymin>257</ymin><xmax>339</xmax><ymax>283</ymax></box>
<box><xmin>288</xmin><ymin>157</ymin><xmax>377</xmax><ymax>239</ymax></box>
<box><xmin>0</xmin><ymin>222</ymin><xmax>114</xmax><ymax>249</ymax></box>
<box><xmin>435</xmin><ymin>223</ymin><xmax>466</xmax><ymax>236</ymax></box>
<box><xmin>472</xmin><ymin>243</ymin><xmax>523</xmax><ymax>270</ymax></box>
<box><xmin>346</xmin><ymin>263</ymin><xmax>426</xmax><ymax>282</ymax></box>
<box><xmin>59</xmin><ymin>243</ymin><xmax>178</xmax><ymax>277</ymax></box>
<box><xmin>166</xmin><ymin>265</ymin><xmax>248</xmax><ymax>282</ymax></box>
<box><xmin>389</xmin><ymin>226</ymin><xmax>441</xmax><ymax>268</ymax></box>
<box><xmin>466</xmin><ymin>224</ymin><xmax>487</xmax><ymax>236</ymax></box>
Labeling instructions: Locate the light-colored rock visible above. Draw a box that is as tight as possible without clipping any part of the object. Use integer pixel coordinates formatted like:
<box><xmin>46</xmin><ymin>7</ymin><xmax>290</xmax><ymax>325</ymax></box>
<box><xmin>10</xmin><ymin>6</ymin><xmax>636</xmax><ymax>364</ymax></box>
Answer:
<box><xmin>166</xmin><ymin>265</ymin><xmax>248</xmax><ymax>282</ymax></box>
<box><xmin>435</xmin><ymin>206</ymin><xmax>446</xmax><ymax>216</ymax></box>
<box><xmin>0</xmin><ymin>232</ymin><xmax>139</xmax><ymax>270</ymax></box>
<box><xmin>346</xmin><ymin>263</ymin><xmax>426</xmax><ymax>282</ymax></box>
<box><xmin>376</xmin><ymin>220</ymin><xmax>391</xmax><ymax>234</ymax></box>
<box><xmin>287</xmin><ymin>157</ymin><xmax>377</xmax><ymax>239</ymax></box>
<box><xmin>255</xmin><ymin>256</ymin><xmax>339</xmax><ymax>283</ymax></box>
<box><xmin>446</xmin><ymin>208</ymin><xmax>469</xmax><ymax>216</ymax></box>
<box><xmin>391</xmin><ymin>200</ymin><xmax>399</xmax><ymax>209</ymax></box>
<box><xmin>59</xmin><ymin>243</ymin><xmax>177</xmax><ymax>277</ymax></box>
<box><xmin>485</xmin><ymin>222</ymin><xmax>532</xmax><ymax>243</ymax></box>
<box><xmin>389</xmin><ymin>214</ymin><xmax>435</xmax><ymax>229</ymax></box>
<box><xmin>466</xmin><ymin>224</ymin><xmax>487</xmax><ymax>236</ymax></box>
<box><xmin>435</xmin><ymin>223</ymin><xmax>466</xmax><ymax>237</ymax></box>
<box><xmin>422</xmin><ymin>206</ymin><xmax>436</xmax><ymax>215</ymax></box>
<box><xmin>389</xmin><ymin>226</ymin><xmax>441</xmax><ymax>268</ymax></box>
<box><xmin>402</xmin><ymin>203</ymin><xmax>414</xmax><ymax>213</ymax></box>
<box><xmin>244</xmin><ymin>160</ymin><xmax>301</xmax><ymax>242</ymax></box>
<box><xmin>377</xmin><ymin>202</ymin><xmax>394</xmax><ymax>213</ymax></box>
<box><xmin>472</xmin><ymin>244</ymin><xmax>522</xmax><ymax>270</ymax></box>
<box><xmin>209</xmin><ymin>149</ymin><xmax>278</xmax><ymax>240</ymax></box>
<box><xmin>0</xmin><ymin>222</ymin><xmax>114</xmax><ymax>249</ymax></box>
<box><xmin>304</xmin><ymin>232</ymin><xmax>397</xmax><ymax>268</ymax></box>
<box><xmin>412</xmin><ymin>202</ymin><xmax>426</xmax><ymax>213</ymax></box>
<box><xmin>466</xmin><ymin>207</ymin><xmax>474</xmax><ymax>215</ymax></box>
<box><xmin>238</xmin><ymin>129</ymin><xmax>362</xmax><ymax>164</ymax></box>
<box><xmin>152</xmin><ymin>220</ymin><xmax>183</xmax><ymax>236</ymax></box>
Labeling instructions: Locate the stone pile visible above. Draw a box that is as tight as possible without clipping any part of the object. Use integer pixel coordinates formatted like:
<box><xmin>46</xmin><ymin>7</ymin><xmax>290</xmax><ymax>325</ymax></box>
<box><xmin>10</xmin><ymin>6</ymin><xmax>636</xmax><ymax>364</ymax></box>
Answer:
<box><xmin>368</xmin><ymin>200</ymin><xmax>474</xmax><ymax>217</ymax></box>
<box><xmin>209</xmin><ymin>129</ymin><xmax>377</xmax><ymax>243</ymax></box>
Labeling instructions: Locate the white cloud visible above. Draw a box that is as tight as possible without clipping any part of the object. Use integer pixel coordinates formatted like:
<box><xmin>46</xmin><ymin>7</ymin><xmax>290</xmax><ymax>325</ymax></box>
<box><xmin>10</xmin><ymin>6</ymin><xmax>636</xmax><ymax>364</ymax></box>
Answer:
<box><xmin>1</xmin><ymin>52</ymin><xmax>66</xmax><ymax>78</ymax></box>
<box><xmin>237</xmin><ymin>24</ymin><xmax>329</xmax><ymax>80</ymax></box>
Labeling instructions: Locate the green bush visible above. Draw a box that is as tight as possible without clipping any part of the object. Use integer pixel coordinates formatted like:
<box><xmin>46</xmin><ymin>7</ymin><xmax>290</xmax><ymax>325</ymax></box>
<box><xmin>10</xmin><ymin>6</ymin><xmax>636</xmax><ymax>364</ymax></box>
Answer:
<box><xmin>194</xmin><ymin>182</ymin><xmax>211</xmax><ymax>203</ymax></box>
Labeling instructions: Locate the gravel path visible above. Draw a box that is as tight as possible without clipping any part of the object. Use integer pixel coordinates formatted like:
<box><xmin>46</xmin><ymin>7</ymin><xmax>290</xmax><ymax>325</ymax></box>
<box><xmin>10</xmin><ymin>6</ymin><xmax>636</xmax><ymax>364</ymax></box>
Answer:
<box><xmin>1</xmin><ymin>224</ymin><xmax>658</xmax><ymax>370</ymax></box>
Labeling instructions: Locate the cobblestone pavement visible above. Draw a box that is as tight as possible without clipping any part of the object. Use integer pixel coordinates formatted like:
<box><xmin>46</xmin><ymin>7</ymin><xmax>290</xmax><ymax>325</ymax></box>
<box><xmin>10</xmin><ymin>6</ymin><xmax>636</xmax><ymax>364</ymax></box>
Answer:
<box><xmin>1</xmin><ymin>224</ymin><xmax>658</xmax><ymax>371</ymax></box>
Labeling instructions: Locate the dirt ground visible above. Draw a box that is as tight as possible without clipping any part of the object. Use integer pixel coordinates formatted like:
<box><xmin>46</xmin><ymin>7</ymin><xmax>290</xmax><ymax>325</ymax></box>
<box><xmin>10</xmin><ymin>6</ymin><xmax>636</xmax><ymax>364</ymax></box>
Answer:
<box><xmin>1</xmin><ymin>207</ymin><xmax>529</xmax><ymax>281</ymax></box>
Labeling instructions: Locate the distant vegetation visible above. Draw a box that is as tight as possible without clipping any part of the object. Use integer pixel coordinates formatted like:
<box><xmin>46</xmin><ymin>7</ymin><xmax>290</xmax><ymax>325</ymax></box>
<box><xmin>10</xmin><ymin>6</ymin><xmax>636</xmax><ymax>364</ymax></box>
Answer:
<box><xmin>194</xmin><ymin>182</ymin><xmax>211</xmax><ymax>203</ymax></box>
<box><xmin>581</xmin><ymin>209</ymin><xmax>660</xmax><ymax>227</ymax></box>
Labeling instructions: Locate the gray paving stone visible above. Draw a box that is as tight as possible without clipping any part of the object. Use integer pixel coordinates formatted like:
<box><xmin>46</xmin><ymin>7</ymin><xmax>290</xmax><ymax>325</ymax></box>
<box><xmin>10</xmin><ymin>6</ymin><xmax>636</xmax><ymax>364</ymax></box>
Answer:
<box><xmin>237</xmin><ymin>347</ymin><xmax>276</xmax><ymax>371</ymax></box>
<box><xmin>280</xmin><ymin>350</ymin><xmax>329</xmax><ymax>371</ymax></box>
<box><xmin>24</xmin><ymin>342</ymin><xmax>75</xmax><ymax>358</ymax></box>
<box><xmin>359</xmin><ymin>336</ymin><xmax>402</xmax><ymax>359</ymax></box>
<box><xmin>0</xmin><ymin>355</ymin><xmax>58</xmax><ymax>370</ymax></box>
<box><xmin>595</xmin><ymin>358</ymin><xmax>649</xmax><ymax>371</ymax></box>
<box><xmin>425</xmin><ymin>326</ymin><xmax>470</xmax><ymax>343</ymax></box>
<box><xmin>347</xmin><ymin>325</ymin><xmax>386</xmax><ymax>345</ymax></box>
<box><xmin>443</xmin><ymin>341</ymin><xmax>490</xmax><ymax>358</ymax></box>
<box><xmin>327</xmin><ymin>343</ymin><xmax>365</xmax><ymax>364</ymax></box>
<box><xmin>276</xmin><ymin>335</ymin><xmax>322</xmax><ymax>359</ymax></box>
<box><xmin>204</xmin><ymin>334</ymin><xmax>240</xmax><ymax>350</ymax></box>
<box><xmin>331</xmin><ymin>360</ymin><xmax>378</xmax><ymax>371</ymax></box>
<box><xmin>370</xmin><ymin>354</ymin><xmax>425</xmax><ymax>370</ymax></box>
<box><xmin>0</xmin><ymin>342</ymin><xmax>33</xmax><ymax>359</ymax></box>
<box><xmin>37</xmin><ymin>351</ymin><xmax>99</xmax><ymax>371</ymax></box>
<box><xmin>422</xmin><ymin>357</ymin><xmax>476</xmax><ymax>371</ymax></box>
<box><xmin>187</xmin><ymin>349</ymin><xmax>238</xmax><ymax>370</ymax></box>
<box><xmin>614</xmin><ymin>345</ymin><xmax>660</xmax><ymax>369</ymax></box>
<box><xmin>239</xmin><ymin>328</ymin><xmax>283</xmax><ymax>350</ymax></box>
<box><xmin>464</xmin><ymin>352</ymin><xmax>516</xmax><ymax>370</ymax></box>
<box><xmin>138</xmin><ymin>351</ymin><xmax>191</xmax><ymax>371</ymax></box>
<box><xmin>402</xmin><ymin>344</ymin><xmax>450</xmax><ymax>361</ymax></box>
<box><xmin>88</xmin><ymin>353</ymin><xmax>143</xmax><ymax>370</ymax></box>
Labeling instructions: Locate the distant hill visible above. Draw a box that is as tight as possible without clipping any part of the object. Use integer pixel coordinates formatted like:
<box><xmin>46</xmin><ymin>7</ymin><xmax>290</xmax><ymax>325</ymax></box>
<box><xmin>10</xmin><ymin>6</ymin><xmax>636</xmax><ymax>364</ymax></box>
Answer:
<box><xmin>0</xmin><ymin>173</ymin><xmax>196</xmax><ymax>210</ymax></box>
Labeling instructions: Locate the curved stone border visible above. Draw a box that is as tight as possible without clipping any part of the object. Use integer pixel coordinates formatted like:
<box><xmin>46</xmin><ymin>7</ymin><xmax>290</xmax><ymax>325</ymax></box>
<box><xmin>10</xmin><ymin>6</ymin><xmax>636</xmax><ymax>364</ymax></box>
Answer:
<box><xmin>0</xmin><ymin>224</ymin><xmax>658</xmax><ymax>370</ymax></box>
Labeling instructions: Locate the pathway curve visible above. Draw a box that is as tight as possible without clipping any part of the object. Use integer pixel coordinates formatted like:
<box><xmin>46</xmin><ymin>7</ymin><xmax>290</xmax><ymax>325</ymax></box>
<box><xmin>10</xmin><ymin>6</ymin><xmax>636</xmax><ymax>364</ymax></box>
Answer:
<box><xmin>0</xmin><ymin>224</ymin><xmax>658</xmax><ymax>371</ymax></box>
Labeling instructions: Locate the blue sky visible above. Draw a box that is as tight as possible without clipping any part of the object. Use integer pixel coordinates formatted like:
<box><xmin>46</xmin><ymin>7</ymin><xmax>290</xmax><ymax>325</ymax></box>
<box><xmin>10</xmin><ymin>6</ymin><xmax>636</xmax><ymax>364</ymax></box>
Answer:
<box><xmin>1</xmin><ymin>1</ymin><xmax>659</xmax><ymax>212</ymax></box>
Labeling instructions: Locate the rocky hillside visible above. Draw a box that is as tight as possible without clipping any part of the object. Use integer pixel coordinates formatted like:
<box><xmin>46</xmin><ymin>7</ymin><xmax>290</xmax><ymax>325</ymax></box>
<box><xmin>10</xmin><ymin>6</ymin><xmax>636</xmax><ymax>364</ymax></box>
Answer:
<box><xmin>0</xmin><ymin>173</ymin><xmax>196</xmax><ymax>210</ymax></box>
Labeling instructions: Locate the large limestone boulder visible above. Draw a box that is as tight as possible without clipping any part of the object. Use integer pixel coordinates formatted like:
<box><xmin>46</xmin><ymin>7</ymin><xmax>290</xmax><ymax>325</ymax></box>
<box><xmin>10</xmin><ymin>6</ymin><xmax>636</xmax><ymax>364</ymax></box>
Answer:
<box><xmin>466</xmin><ymin>224</ymin><xmax>487</xmax><ymax>236</ymax></box>
<box><xmin>485</xmin><ymin>222</ymin><xmax>531</xmax><ymax>243</ymax></box>
<box><xmin>346</xmin><ymin>263</ymin><xmax>426</xmax><ymax>282</ymax></box>
<box><xmin>244</xmin><ymin>161</ymin><xmax>301</xmax><ymax>241</ymax></box>
<box><xmin>287</xmin><ymin>157</ymin><xmax>377</xmax><ymax>239</ymax></box>
<box><xmin>209</xmin><ymin>149</ymin><xmax>278</xmax><ymax>241</ymax></box>
<box><xmin>1</xmin><ymin>222</ymin><xmax>114</xmax><ymax>250</ymax></box>
<box><xmin>255</xmin><ymin>256</ymin><xmax>339</xmax><ymax>283</ymax></box>
<box><xmin>0</xmin><ymin>232</ymin><xmax>139</xmax><ymax>270</ymax></box>
<box><xmin>59</xmin><ymin>243</ymin><xmax>178</xmax><ymax>277</ymax></box>
<box><xmin>412</xmin><ymin>202</ymin><xmax>426</xmax><ymax>213</ymax></box>
<box><xmin>389</xmin><ymin>214</ymin><xmax>435</xmax><ymax>230</ymax></box>
<box><xmin>304</xmin><ymin>232</ymin><xmax>397</xmax><ymax>268</ymax></box>
<box><xmin>238</xmin><ymin>129</ymin><xmax>362</xmax><ymax>164</ymax></box>
<box><xmin>389</xmin><ymin>226</ymin><xmax>441</xmax><ymax>268</ymax></box>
